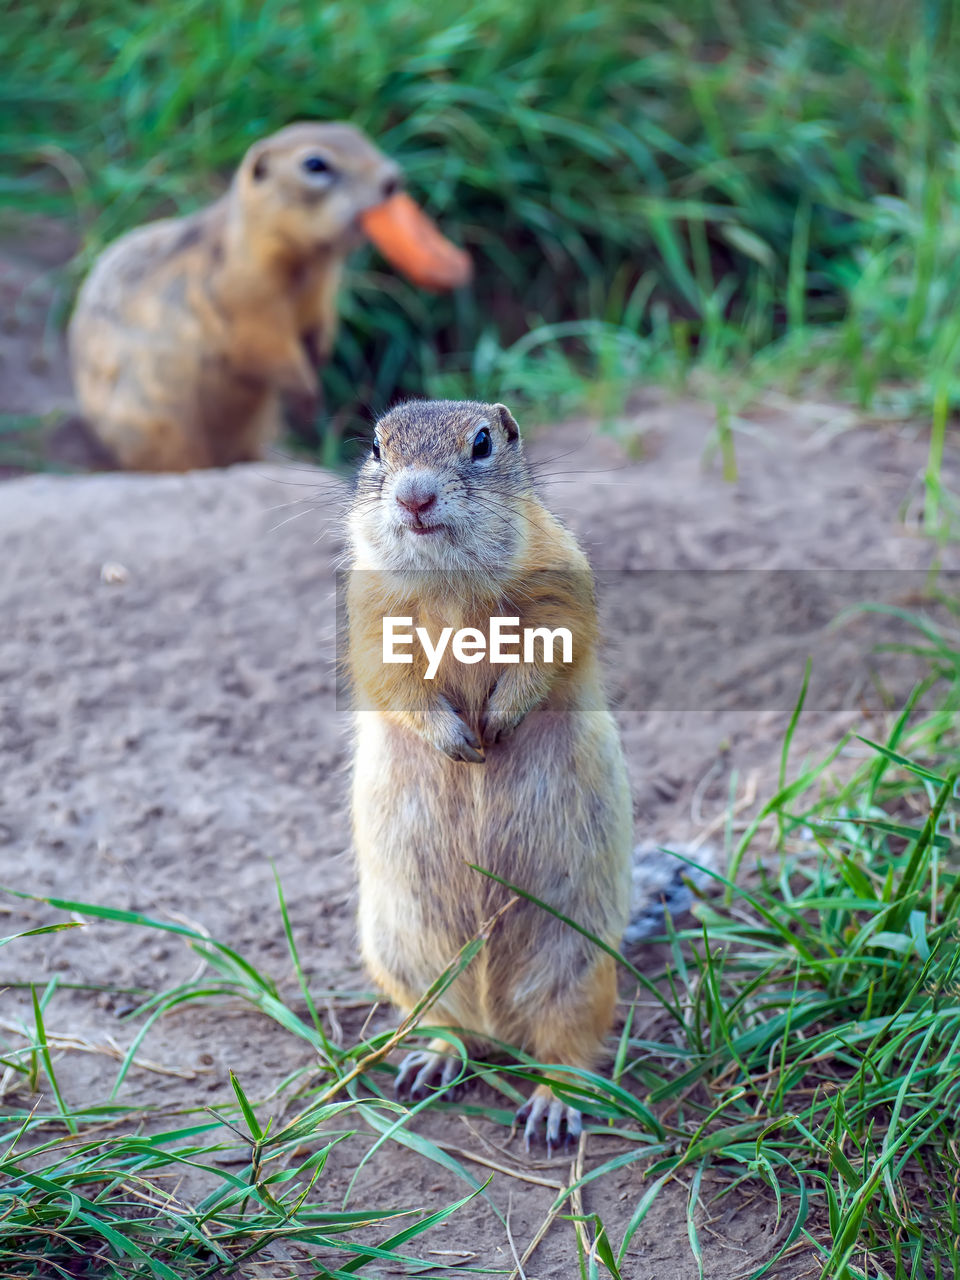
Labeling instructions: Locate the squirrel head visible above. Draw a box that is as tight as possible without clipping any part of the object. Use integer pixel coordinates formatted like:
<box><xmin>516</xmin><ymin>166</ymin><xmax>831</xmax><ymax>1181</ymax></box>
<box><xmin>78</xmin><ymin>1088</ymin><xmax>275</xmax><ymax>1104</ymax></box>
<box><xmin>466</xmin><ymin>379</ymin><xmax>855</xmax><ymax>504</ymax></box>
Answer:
<box><xmin>350</xmin><ymin>399</ymin><xmax>534</xmax><ymax>575</ymax></box>
<box><xmin>234</xmin><ymin>121</ymin><xmax>401</xmax><ymax>259</ymax></box>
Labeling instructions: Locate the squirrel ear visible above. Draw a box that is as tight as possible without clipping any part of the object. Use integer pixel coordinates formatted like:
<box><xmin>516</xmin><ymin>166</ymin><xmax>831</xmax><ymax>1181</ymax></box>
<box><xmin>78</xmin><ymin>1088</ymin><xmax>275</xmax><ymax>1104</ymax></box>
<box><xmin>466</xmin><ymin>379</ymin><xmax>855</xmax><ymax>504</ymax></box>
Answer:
<box><xmin>495</xmin><ymin>404</ymin><xmax>520</xmax><ymax>442</ymax></box>
<box><xmin>251</xmin><ymin>151</ymin><xmax>270</xmax><ymax>182</ymax></box>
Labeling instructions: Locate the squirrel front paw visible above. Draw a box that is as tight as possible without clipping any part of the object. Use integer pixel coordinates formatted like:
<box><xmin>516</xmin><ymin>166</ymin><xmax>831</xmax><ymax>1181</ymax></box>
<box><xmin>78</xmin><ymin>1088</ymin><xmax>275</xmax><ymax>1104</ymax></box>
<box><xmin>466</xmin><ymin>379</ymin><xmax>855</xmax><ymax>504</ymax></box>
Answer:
<box><xmin>424</xmin><ymin>697</ymin><xmax>485</xmax><ymax>764</ymax></box>
<box><xmin>284</xmin><ymin>383</ymin><xmax>322</xmax><ymax>427</ymax></box>
<box><xmin>480</xmin><ymin>673</ymin><xmax>545</xmax><ymax>746</ymax></box>
<box><xmin>277</xmin><ymin>357</ymin><xmax>321</xmax><ymax>425</ymax></box>
<box><xmin>480</xmin><ymin>700</ymin><xmax>524</xmax><ymax>745</ymax></box>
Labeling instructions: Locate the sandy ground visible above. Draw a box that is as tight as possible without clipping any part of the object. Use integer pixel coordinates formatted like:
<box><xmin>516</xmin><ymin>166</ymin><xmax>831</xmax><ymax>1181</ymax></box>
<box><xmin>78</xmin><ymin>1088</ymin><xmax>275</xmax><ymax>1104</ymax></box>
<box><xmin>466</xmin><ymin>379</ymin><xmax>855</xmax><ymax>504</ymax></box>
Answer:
<box><xmin>2</xmin><ymin>238</ymin><xmax>959</xmax><ymax>1277</ymax></box>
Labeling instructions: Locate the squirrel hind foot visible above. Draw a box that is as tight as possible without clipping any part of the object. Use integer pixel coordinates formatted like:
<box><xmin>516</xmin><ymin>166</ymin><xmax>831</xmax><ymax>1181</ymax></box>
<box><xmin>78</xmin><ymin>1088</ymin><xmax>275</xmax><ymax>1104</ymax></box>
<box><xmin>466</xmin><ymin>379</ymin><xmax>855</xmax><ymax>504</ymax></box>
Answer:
<box><xmin>517</xmin><ymin>1084</ymin><xmax>582</xmax><ymax>1158</ymax></box>
<box><xmin>394</xmin><ymin>1046</ymin><xmax>469</xmax><ymax>1104</ymax></box>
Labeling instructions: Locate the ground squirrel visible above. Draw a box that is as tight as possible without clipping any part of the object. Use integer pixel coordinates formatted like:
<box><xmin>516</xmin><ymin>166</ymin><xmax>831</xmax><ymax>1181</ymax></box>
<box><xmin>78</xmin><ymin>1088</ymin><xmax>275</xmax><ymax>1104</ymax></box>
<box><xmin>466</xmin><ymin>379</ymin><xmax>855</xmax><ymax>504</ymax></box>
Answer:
<box><xmin>346</xmin><ymin>399</ymin><xmax>632</xmax><ymax>1152</ymax></box>
<box><xmin>68</xmin><ymin>123</ymin><xmax>471</xmax><ymax>472</ymax></box>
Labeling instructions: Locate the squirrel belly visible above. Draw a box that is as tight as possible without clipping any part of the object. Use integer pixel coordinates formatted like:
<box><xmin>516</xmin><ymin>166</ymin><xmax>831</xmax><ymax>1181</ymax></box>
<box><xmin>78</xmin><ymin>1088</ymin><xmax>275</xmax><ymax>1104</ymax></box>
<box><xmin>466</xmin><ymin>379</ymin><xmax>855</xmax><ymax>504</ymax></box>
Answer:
<box><xmin>353</xmin><ymin>690</ymin><xmax>632</xmax><ymax>1056</ymax></box>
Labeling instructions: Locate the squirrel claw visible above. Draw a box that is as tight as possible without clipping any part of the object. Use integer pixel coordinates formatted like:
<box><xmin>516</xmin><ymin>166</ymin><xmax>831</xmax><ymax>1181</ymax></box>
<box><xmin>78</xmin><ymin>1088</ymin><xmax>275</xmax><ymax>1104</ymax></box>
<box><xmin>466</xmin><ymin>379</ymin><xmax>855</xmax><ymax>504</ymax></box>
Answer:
<box><xmin>440</xmin><ymin>717</ymin><xmax>485</xmax><ymax>763</ymax></box>
<box><xmin>395</xmin><ymin>1049</ymin><xmax>465</xmax><ymax>1103</ymax></box>
<box><xmin>517</xmin><ymin>1090</ymin><xmax>582</xmax><ymax>1158</ymax></box>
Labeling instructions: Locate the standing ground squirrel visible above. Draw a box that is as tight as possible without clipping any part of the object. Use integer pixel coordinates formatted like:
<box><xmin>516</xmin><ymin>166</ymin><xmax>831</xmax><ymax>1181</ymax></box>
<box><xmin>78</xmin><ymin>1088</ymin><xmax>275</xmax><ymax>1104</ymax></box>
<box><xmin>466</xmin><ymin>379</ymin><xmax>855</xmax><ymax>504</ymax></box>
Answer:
<box><xmin>346</xmin><ymin>399</ymin><xmax>632</xmax><ymax>1152</ymax></box>
<box><xmin>69</xmin><ymin>123</ymin><xmax>470</xmax><ymax>472</ymax></box>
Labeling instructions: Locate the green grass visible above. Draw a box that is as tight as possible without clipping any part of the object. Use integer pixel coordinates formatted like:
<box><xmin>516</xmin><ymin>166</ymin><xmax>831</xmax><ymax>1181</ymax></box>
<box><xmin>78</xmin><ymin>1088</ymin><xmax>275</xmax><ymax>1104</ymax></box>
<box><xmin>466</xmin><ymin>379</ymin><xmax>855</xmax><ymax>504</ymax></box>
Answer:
<box><xmin>2</xmin><ymin>604</ymin><xmax>959</xmax><ymax>1278</ymax></box>
<box><xmin>4</xmin><ymin>0</ymin><xmax>960</xmax><ymax>453</ymax></box>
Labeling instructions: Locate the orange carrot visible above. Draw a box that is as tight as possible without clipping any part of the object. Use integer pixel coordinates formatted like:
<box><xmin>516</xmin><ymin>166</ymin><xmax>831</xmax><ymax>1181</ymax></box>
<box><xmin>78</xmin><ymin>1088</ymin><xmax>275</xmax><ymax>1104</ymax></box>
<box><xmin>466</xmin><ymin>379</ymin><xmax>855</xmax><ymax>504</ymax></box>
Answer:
<box><xmin>360</xmin><ymin>192</ymin><xmax>472</xmax><ymax>292</ymax></box>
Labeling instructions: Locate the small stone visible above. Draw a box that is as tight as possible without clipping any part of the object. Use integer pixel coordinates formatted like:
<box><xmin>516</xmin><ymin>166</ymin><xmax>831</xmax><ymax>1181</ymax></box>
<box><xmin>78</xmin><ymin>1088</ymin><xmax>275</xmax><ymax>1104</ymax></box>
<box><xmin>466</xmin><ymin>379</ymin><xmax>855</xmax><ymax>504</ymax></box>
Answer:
<box><xmin>100</xmin><ymin>562</ymin><xmax>129</xmax><ymax>585</ymax></box>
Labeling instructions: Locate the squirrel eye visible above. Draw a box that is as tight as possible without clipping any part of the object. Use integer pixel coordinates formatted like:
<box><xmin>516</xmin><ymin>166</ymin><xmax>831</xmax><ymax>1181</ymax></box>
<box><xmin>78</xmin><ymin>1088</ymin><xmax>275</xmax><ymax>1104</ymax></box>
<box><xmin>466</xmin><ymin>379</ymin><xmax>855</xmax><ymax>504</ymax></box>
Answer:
<box><xmin>302</xmin><ymin>154</ymin><xmax>331</xmax><ymax>176</ymax></box>
<box><xmin>371</xmin><ymin>436</ymin><xmax>381</xmax><ymax>462</ymax></box>
<box><xmin>471</xmin><ymin>427</ymin><xmax>492</xmax><ymax>460</ymax></box>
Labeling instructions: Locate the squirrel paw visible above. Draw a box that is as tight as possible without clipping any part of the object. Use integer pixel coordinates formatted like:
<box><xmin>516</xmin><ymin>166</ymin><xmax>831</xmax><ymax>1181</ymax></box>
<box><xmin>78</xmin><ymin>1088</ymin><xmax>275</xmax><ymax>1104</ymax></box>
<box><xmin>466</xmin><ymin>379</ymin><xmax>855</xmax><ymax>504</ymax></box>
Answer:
<box><xmin>444</xmin><ymin>725</ymin><xmax>485</xmax><ymax>764</ymax></box>
<box><xmin>431</xmin><ymin>701</ymin><xmax>485</xmax><ymax>763</ymax></box>
<box><xmin>395</xmin><ymin>1049</ymin><xmax>467</xmax><ymax>1103</ymax></box>
<box><xmin>479</xmin><ymin>687</ymin><xmax>523</xmax><ymax>745</ymax></box>
<box><xmin>479</xmin><ymin>706</ymin><xmax>523</xmax><ymax>746</ymax></box>
<box><xmin>517</xmin><ymin>1086</ymin><xmax>582</xmax><ymax>1157</ymax></box>
<box><xmin>284</xmin><ymin>386</ymin><xmax>322</xmax><ymax>427</ymax></box>
<box><xmin>480</xmin><ymin>672</ymin><xmax>546</xmax><ymax>746</ymax></box>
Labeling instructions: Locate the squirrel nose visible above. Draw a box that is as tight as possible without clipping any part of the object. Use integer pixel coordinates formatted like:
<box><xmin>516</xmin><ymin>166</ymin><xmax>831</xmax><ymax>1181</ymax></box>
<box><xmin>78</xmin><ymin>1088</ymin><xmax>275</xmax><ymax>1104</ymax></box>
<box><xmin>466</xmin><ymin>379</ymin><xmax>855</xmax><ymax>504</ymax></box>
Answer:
<box><xmin>397</xmin><ymin>490</ymin><xmax>436</xmax><ymax>518</ymax></box>
<box><xmin>395</xmin><ymin>475</ymin><xmax>438</xmax><ymax>519</ymax></box>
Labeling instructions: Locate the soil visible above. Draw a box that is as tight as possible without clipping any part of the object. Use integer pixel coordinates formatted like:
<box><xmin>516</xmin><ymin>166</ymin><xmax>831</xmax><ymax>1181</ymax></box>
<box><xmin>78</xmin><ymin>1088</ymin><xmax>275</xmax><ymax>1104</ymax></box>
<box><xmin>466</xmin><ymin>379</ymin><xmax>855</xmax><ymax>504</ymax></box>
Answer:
<box><xmin>1</xmin><ymin>237</ymin><xmax>958</xmax><ymax>1278</ymax></box>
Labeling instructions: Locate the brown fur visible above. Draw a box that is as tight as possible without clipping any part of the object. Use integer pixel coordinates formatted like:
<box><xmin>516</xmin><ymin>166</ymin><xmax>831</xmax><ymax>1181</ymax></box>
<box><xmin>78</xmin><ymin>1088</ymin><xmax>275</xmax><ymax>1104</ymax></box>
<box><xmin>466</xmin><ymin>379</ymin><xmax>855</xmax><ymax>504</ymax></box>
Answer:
<box><xmin>346</xmin><ymin>400</ymin><xmax>633</xmax><ymax>1138</ymax></box>
<box><xmin>68</xmin><ymin>123</ymin><xmax>401</xmax><ymax>471</ymax></box>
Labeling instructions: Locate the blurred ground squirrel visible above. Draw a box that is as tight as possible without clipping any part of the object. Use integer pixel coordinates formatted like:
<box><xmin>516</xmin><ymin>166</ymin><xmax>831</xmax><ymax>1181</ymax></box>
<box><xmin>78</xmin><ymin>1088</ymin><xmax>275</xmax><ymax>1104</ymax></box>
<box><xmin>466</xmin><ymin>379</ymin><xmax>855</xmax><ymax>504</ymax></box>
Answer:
<box><xmin>69</xmin><ymin>123</ymin><xmax>471</xmax><ymax>472</ymax></box>
<box><xmin>346</xmin><ymin>398</ymin><xmax>632</xmax><ymax>1152</ymax></box>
